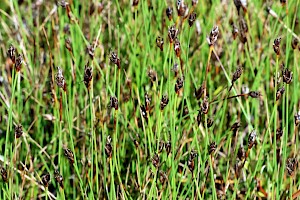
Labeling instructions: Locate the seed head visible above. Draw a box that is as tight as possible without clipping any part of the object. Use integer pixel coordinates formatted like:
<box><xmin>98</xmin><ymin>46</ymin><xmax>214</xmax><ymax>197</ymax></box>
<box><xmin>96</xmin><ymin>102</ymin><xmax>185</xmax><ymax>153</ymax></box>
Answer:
<box><xmin>110</xmin><ymin>51</ymin><xmax>120</xmax><ymax>69</ymax></box>
<box><xmin>158</xmin><ymin>140</ymin><xmax>165</xmax><ymax>153</ymax></box>
<box><xmin>160</xmin><ymin>94</ymin><xmax>169</xmax><ymax>110</ymax></box>
<box><xmin>172</xmin><ymin>63</ymin><xmax>179</xmax><ymax>77</ymax></box>
<box><xmin>54</xmin><ymin>170</ymin><xmax>64</xmax><ymax>189</ymax></box>
<box><xmin>248</xmin><ymin>130</ymin><xmax>257</xmax><ymax>149</ymax></box>
<box><xmin>232</xmin><ymin>24</ymin><xmax>239</xmax><ymax>39</ymax></box>
<box><xmin>294</xmin><ymin>111</ymin><xmax>300</xmax><ymax>126</ymax></box>
<box><xmin>159</xmin><ymin>170</ymin><xmax>167</xmax><ymax>185</ymax></box>
<box><xmin>110</xmin><ymin>96</ymin><xmax>118</xmax><ymax>110</ymax></box>
<box><xmin>175</xmin><ymin>76</ymin><xmax>184</xmax><ymax>94</ymax></box>
<box><xmin>207</xmin><ymin>117</ymin><xmax>214</xmax><ymax>128</ymax></box>
<box><xmin>291</xmin><ymin>37</ymin><xmax>299</xmax><ymax>50</ymax></box>
<box><xmin>55</xmin><ymin>67</ymin><xmax>66</xmax><ymax>91</ymax></box>
<box><xmin>41</xmin><ymin>173</ymin><xmax>50</xmax><ymax>187</ymax></box>
<box><xmin>65</xmin><ymin>38</ymin><xmax>72</xmax><ymax>52</ymax></box>
<box><xmin>168</xmin><ymin>25</ymin><xmax>178</xmax><ymax>43</ymax></box>
<box><xmin>231</xmin><ymin>122</ymin><xmax>241</xmax><ymax>132</ymax></box>
<box><xmin>174</xmin><ymin>39</ymin><xmax>181</xmax><ymax>57</ymax></box>
<box><xmin>248</xmin><ymin>91</ymin><xmax>261</xmax><ymax>98</ymax></box>
<box><xmin>201</xmin><ymin>96</ymin><xmax>209</xmax><ymax>114</ymax></box>
<box><xmin>7</xmin><ymin>45</ymin><xmax>16</xmax><ymax>63</ymax></box>
<box><xmin>276</xmin><ymin>86</ymin><xmax>285</xmax><ymax>101</ymax></box>
<box><xmin>195</xmin><ymin>83</ymin><xmax>205</xmax><ymax>100</ymax></box>
<box><xmin>166</xmin><ymin>7</ymin><xmax>173</xmax><ymax>20</ymax></box>
<box><xmin>208</xmin><ymin>142</ymin><xmax>217</xmax><ymax>155</ymax></box>
<box><xmin>286</xmin><ymin>158</ymin><xmax>297</xmax><ymax>176</ymax></box>
<box><xmin>237</xmin><ymin>146</ymin><xmax>245</xmax><ymax>160</ymax></box>
<box><xmin>239</xmin><ymin>17</ymin><xmax>248</xmax><ymax>33</ymax></box>
<box><xmin>156</xmin><ymin>36</ymin><xmax>164</xmax><ymax>51</ymax></box>
<box><xmin>58</xmin><ymin>0</ymin><xmax>69</xmax><ymax>8</ymax></box>
<box><xmin>282</xmin><ymin>68</ymin><xmax>293</xmax><ymax>84</ymax></box>
<box><xmin>15</xmin><ymin>54</ymin><xmax>23</xmax><ymax>72</ymax></box>
<box><xmin>188</xmin><ymin>150</ymin><xmax>197</xmax><ymax>173</ymax></box>
<box><xmin>15</xmin><ymin>124</ymin><xmax>23</xmax><ymax>139</ymax></box>
<box><xmin>140</xmin><ymin>105</ymin><xmax>148</xmax><ymax>123</ymax></box>
<box><xmin>86</xmin><ymin>45</ymin><xmax>95</xmax><ymax>59</ymax></box>
<box><xmin>188</xmin><ymin>12</ymin><xmax>197</xmax><ymax>27</ymax></box>
<box><xmin>132</xmin><ymin>0</ymin><xmax>139</xmax><ymax>6</ymax></box>
<box><xmin>165</xmin><ymin>141</ymin><xmax>171</xmax><ymax>155</ymax></box>
<box><xmin>147</xmin><ymin>69</ymin><xmax>157</xmax><ymax>83</ymax></box>
<box><xmin>192</xmin><ymin>0</ymin><xmax>198</xmax><ymax>6</ymax></box>
<box><xmin>276</xmin><ymin>128</ymin><xmax>283</xmax><ymax>140</ymax></box>
<box><xmin>232</xmin><ymin>67</ymin><xmax>243</xmax><ymax>83</ymax></box>
<box><xmin>207</xmin><ymin>26</ymin><xmax>219</xmax><ymax>46</ymax></box>
<box><xmin>144</xmin><ymin>93</ymin><xmax>151</xmax><ymax>111</ymax></box>
<box><xmin>105</xmin><ymin>135</ymin><xmax>113</xmax><ymax>158</ymax></box>
<box><xmin>152</xmin><ymin>154</ymin><xmax>160</xmax><ymax>168</ymax></box>
<box><xmin>83</xmin><ymin>64</ymin><xmax>93</xmax><ymax>90</ymax></box>
<box><xmin>197</xmin><ymin>111</ymin><xmax>202</xmax><ymax>126</ymax></box>
<box><xmin>0</xmin><ymin>166</ymin><xmax>8</xmax><ymax>183</ymax></box>
<box><xmin>177</xmin><ymin>1</ymin><xmax>188</xmax><ymax>17</ymax></box>
<box><xmin>64</xmin><ymin>148</ymin><xmax>74</xmax><ymax>164</ymax></box>
<box><xmin>273</xmin><ymin>37</ymin><xmax>281</xmax><ymax>55</ymax></box>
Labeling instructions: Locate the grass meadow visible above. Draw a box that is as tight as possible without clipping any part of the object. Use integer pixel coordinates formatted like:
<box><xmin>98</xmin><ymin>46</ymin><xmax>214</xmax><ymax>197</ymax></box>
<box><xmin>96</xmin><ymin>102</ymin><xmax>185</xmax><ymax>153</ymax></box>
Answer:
<box><xmin>0</xmin><ymin>0</ymin><xmax>300</xmax><ymax>199</ymax></box>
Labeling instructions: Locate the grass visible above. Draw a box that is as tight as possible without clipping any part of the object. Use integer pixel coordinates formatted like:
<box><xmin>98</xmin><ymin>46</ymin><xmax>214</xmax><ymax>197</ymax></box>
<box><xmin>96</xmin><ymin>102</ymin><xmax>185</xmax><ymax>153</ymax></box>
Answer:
<box><xmin>0</xmin><ymin>0</ymin><xmax>299</xmax><ymax>199</ymax></box>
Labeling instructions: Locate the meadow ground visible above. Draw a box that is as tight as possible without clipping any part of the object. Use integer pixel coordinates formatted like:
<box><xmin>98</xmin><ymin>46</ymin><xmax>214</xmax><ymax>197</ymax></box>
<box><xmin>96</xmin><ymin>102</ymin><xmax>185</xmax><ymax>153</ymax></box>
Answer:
<box><xmin>0</xmin><ymin>0</ymin><xmax>300</xmax><ymax>199</ymax></box>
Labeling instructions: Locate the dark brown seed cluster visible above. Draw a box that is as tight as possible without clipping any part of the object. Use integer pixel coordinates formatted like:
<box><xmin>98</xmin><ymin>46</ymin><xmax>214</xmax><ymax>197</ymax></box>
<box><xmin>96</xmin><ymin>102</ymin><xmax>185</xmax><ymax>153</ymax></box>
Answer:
<box><xmin>276</xmin><ymin>128</ymin><xmax>283</xmax><ymax>140</ymax></box>
<box><xmin>110</xmin><ymin>96</ymin><xmax>118</xmax><ymax>110</ymax></box>
<box><xmin>291</xmin><ymin>38</ymin><xmax>299</xmax><ymax>50</ymax></box>
<box><xmin>232</xmin><ymin>67</ymin><xmax>243</xmax><ymax>83</ymax></box>
<box><xmin>159</xmin><ymin>170</ymin><xmax>167</xmax><ymax>185</ymax></box>
<box><xmin>177</xmin><ymin>1</ymin><xmax>187</xmax><ymax>17</ymax></box>
<box><xmin>54</xmin><ymin>170</ymin><xmax>64</xmax><ymax>189</ymax></box>
<box><xmin>201</xmin><ymin>96</ymin><xmax>209</xmax><ymax>114</ymax></box>
<box><xmin>65</xmin><ymin>38</ymin><xmax>72</xmax><ymax>52</ymax></box>
<box><xmin>166</xmin><ymin>7</ymin><xmax>173</xmax><ymax>20</ymax></box>
<box><xmin>110</xmin><ymin>52</ymin><xmax>120</xmax><ymax>69</ymax></box>
<box><xmin>175</xmin><ymin>76</ymin><xmax>184</xmax><ymax>94</ymax></box>
<box><xmin>55</xmin><ymin>67</ymin><xmax>66</xmax><ymax>91</ymax></box>
<box><xmin>105</xmin><ymin>135</ymin><xmax>113</xmax><ymax>158</ymax></box>
<box><xmin>273</xmin><ymin>37</ymin><xmax>281</xmax><ymax>55</ymax></box>
<box><xmin>197</xmin><ymin>111</ymin><xmax>202</xmax><ymax>126</ymax></box>
<box><xmin>147</xmin><ymin>69</ymin><xmax>157</xmax><ymax>83</ymax></box>
<box><xmin>156</xmin><ymin>36</ymin><xmax>164</xmax><ymax>51</ymax></box>
<box><xmin>7</xmin><ymin>45</ymin><xmax>16</xmax><ymax>63</ymax></box>
<box><xmin>238</xmin><ymin>17</ymin><xmax>248</xmax><ymax>43</ymax></box>
<box><xmin>188</xmin><ymin>150</ymin><xmax>197</xmax><ymax>173</ymax></box>
<box><xmin>282</xmin><ymin>68</ymin><xmax>293</xmax><ymax>84</ymax></box>
<box><xmin>168</xmin><ymin>25</ymin><xmax>179</xmax><ymax>43</ymax></box>
<box><xmin>15</xmin><ymin>54</ymin><xmax>23</xmax><ymax>72</ymax></box>
<box><xmin>174</xmin><ymin>39</ymin><xmax>181</xmax><ymax>57</ymax></box>
<box><xmin>237</xmin><ymin>146</ymin><xmax>245</xmax><ymax>160</ymax></box>
<box><xmin>294</xmin><ymin>111</ymin><xmax>300</xmax><ymax>126</ymax></box>
<box><xmin>286</xmin><ymin>158</ymin><xmax>298</xmax><ymax>176</ymax></box>
<box><xmin>158</xmin><ymin>140</ymin><xmax>164</xmax><ymax>153</ymax></box>
<box><xmin>165</xmin><ymin>141</ymin><xmax>171</xmax><ymax>155</ymax></box>
<box><xmin>192</xmin><ymin>0</ymin><xmax>198</xmax><ymax>6</ymax></box>
<box><xmin>132</xmin><ymin>0</ymin><xmax>139</xmax><ymax>6</ymax></box>
<box><xmin>83</xmin><ymin>64</ymin><xmax>93</xmax><ymax>90</ymax></box>
<box><xmin>140</xmin><ymin>105</ymin><xmax>148</xmax><ymax>123</ymax></box>
<box><xmin>188</xmin><ymin>12</ymin><xmax>197</xmax><ymax>27</ymax></box>
<box><xmin>0</xmin><ymin>166</ymin><xmax>8</xmax><ymax>183</ymax></box>
<box><xmin>208</xmin><ymin>142</ymin><xmax>217</xmax><ymax>155</ymax></box>
<box><xmin>160</xmin><ymin>94</ymin><xmax>169</xmax><ymax>110</ymax></box>
<box><xmin>64</xmin><ymin>148</ymin><xmax>74</xmax><ymax>164</ymax></box>
<box><xmin>144</xmin><ymin>93</ymin><xmax>151</xmax><ymax>111</ymax></box>
<box><xmin>248</xmin><ymin>91</ymin><xmax>261</xmax><ymax>98</ymax></box>
<box><xmin>41</xmin><ymin>173</ymin><xmax>50</xmax><ymax>187</ymax></box>
<box><xmin>195</xmin><ymin>83</ymin><xmax>205</xmax><ymax>100</ymax></box>
<box><xmin>248</xmin><ymin>130</ymin><xmax>257</xmax><ymax>149</ymax></box>
<box><xmin>172</xmin><ymin>63</ymin><xmax>179</xmax><ymax>77</ymax></box>
<box><xmin>207</xmin><ymin>117</ymin><xmax>214</xmax><ymax>128</ymax></box>
<box><xmin>86</xmin><ymin>45</ymin><xmax>95</xmax><ymax>59</ymax></box>
<box><xmin>15</xmin><ymin>124</ymin><xmax>23</xmax><ymax>138</ymax></box>
<box><xmin>232</xmin><ymin>24</ymin><xmax>239</xmax><ymax>39</ymax></box>
<box><xmin>231</xmin><ymin>122</ymin><xmax>241</xmax><ymax>132</ymax></box>
<box><xmin>207</xmin><ymin>26</ymin><xmax>219</xmax><ymax>46</ymax></box>
<box><xmin>152</xmin><ymin>153</ymin><xmax>160</xmax><ymax>168</ymax></box>
<box><xmin>276</xmin><ymin>86</ymin><xmax>285</xmax><ymax>101</ymax></box>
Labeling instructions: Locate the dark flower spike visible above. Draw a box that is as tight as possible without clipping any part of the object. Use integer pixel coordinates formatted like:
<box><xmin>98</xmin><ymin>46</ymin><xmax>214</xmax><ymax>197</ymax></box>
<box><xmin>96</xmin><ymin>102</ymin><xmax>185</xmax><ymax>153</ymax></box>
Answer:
<box><xmin>197</xmin><ymin>110</ymin><xmax>202</xmax><ymax>126</ymax></box>
<box><xmin>156</xmin><ymin>36</ymin><xmax>164</xmax><ymax>51</ymax></box>
<box><xmin>140</xmin><ymin>105</ymin><xmax>148</xmax><ymax>123</ymax></box>
<box><xmin>177</xmin><ymin>1</ymin><xmax>188</xmax><ymax>17</ymax></box>
<box><xmin>54</xmin><ymin>170</ymin><xmax>64</xmax><ymax>189</ymax></box>
<box><xmin>158</xmin><ymin>140</ymin><xmax>165</xmax><ymax>153</ymax></box>
<box><xmin>195</xmin><ymin>83</ymin><xmax>205</xmax><ymax>100</ymax></box>
<box><xmin>7</xmin><ymin>45</ymin><xmax>16</xmax><ymax>63</ymax></box>
<box><xmin>110</xmin><ymin>51</ymin><xmax>120</xmax><ymax>69</ymax></box>
<box><xmin>147</xmin><ymin>69</ymin><xmax>157</xmax><ymax>83</ymax></box>
<box><xmin>65</xmin><ymin>38</ymin><xmax>72</xmax><ymax>52</ymax></box>
<box><xmin>132</xmin><ymin>0</ymin><xmax>139</xmax><ymax>6</ymax></box>
<box><xmin>248</xmin><ymin>130</ymin><xmax>257</xmax><ymax>149</ymax></box>
<box><xmin>15</xmin><ymin>124</ymin><xmax>23</xmax><ymax>138</ymax></box>
<box><xmin>15</xmin><ymin>54</ymin><xmax>23</xmax><ymax>72</ymax></box>
<box><xmin>160</xmin><ymin>94</ymin><xmax>169</xmax><ymax>110</ymax></box>
<box><xmin>201</xmin><ymin>96</ymin><xmax>209</xmax><ymax>114</ymax></box>
<box><xmin>291</xmin><ymin>37</ymin><xmax>298</xmax><ymax>50</ymax></box>
<box><xmin>232</xmin><ymin>24</ymin><xmax>239</xmax><ymax>39</ymax></box>
<box><xmin>159</xmin><ymin>170</ymin><xmax>167</xmax><ymax>185</ymax></box>
<box><xmin>105</xmin><ymin>135</ymin><xmax>112</xmax><ymax>158</ymax></box>
<box><xmin>276</xmin><ymin>86</ymin><xmax>285</xmax><ymax>101</ymax></box>
<box><xmin>110</xmin><ymin>96</ymin><xmax>118</xmax><ymax>110</ymax></box>
<box><xmin>55</xmin><ymin>67</ymin><xmax>66</xmax><ymax>91</ymax></box>
<box><xmin>168</xmin><ymin>25</ymin><xmax>179</xmax><ymax>43</ymax></box>
<box><xmin>172</xmin><ymin>63</ymin><xmax>179</xmax><ymax>77</ymax></box>
<box><xmin>207</xmin><ymin>117</ymin><xmax>214</xmax><ymax>128</ymax></box>
<box><xmin>64</xmin><ymin>148</ymin><xmax>74</xmax><ymax>164</ymax></box>
<box><xmin>234</xmin><ymin>0</ymin><xmax>242</xmax><ymax>14</ymax></box>
<box><xmin>152</xmin><ymin>153</ymin><xmax>160</xmax><ymax>168</ymax></box>
<box><xmin>286</xmin><ymin>158</ymin><xmax>298</xmax><ymax>176</ymax></box>
<box><xmin>188</xmin><ymin>150</ymin><xmax>197</xmax><ymax>173</ymax></box>
<box><xmin>232</xmin><ymin>67</ymin><xmax>243</xmax><ymax>83</ymax></box>
<box><xmin>83</xmin><ymin>64</ymin><xmax>93</xmax><ymax>90</ymax></box>
<box><xmin>207</xmin><ymin>26</ymin><xmax>219</xmax><ymax>46</ymax></box>
<box><xmin>282</xmin><ymin>68</ymin><xmax>293</xmax><ymax>84</ymax></box>
<box><xmin>166</xmin><ymin>7</ymin><xmax>173</xmax><ymax>21</ymax></box>
<box><xmin>188</xmin><ymin>12</ymin><xmax>197</xmax><ymax>27</ymax></box>
<box><xmin>294</xmin><ymin>111</ymin><xmax>300</xmax><ymax>126</ymax></box>
<box><xmin>248</xmin><ymin>91</ymin><xmax>261</xmax><ymax>98</ymax></box>
<box><xmin>41</xmin><ymin>173</ymin><xmax>50</xmax><ymax>187</ymax></box>
<box><xmin>273</xmin><ymin>37</ymin><xmax>281</xmax><ymax>56</ymax></box>
<box><xmin>174</xmin><ymin>39</ymin><xmax>181</xmax><ymax>58</ymax></box>
<box><xmin>208</xmin><ymin>142</ymin><xmax>217</xmax><ymax>155</ymax></box>
<box><xmin>231</xmin><ymin>122</ymin><xmax>241</xmax><ymax>132</ymax></box>
<box><xmin>165</xmin><ymin>141</ymin><xmax>171</xmax><ymax>155</ymax></box>
<box><xmin>175</xmin><ymin>76</ymin><xmax>184</xmax><ymax>94</ymax></box>
<box><xmin>0</xmin><ymin>166</ymin><xmax>8</xmax><ymax>182</ymax></box>
<box><xmin>144</xmin><ymin>93</ymin><xmax>151</xmax><ymax>111</ymax></box>
<box><xmin>239</xmin><ymin>17</ymin><xmax>248</xmax><ymax>33</ymax></box>
<box><xmin>86</xmin><ymin>45</ymin><xmax>95</xmax><ymax>59</ymax></box>
<box><xmin>192</xmin><ymin>0</ymin><xmax>198</xmax><ymax>6</ymax></box>
<box><xmin>237</xmin><ymin>146</ymin><xmax>245</xmax><ymax>160</ymax></box>
<box><xmin>276</xmin><ymin>128</ymin><xmax>283</xmax><ymax>140</ymax></box>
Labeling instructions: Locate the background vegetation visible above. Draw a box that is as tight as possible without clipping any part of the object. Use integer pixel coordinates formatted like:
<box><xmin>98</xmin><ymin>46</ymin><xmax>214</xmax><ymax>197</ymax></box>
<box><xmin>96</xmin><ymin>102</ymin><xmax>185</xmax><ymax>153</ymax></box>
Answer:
<box><xmin>0</xmin><ymin>0</ymin><xmax>299</xmax><ymax>199</ymax></box>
